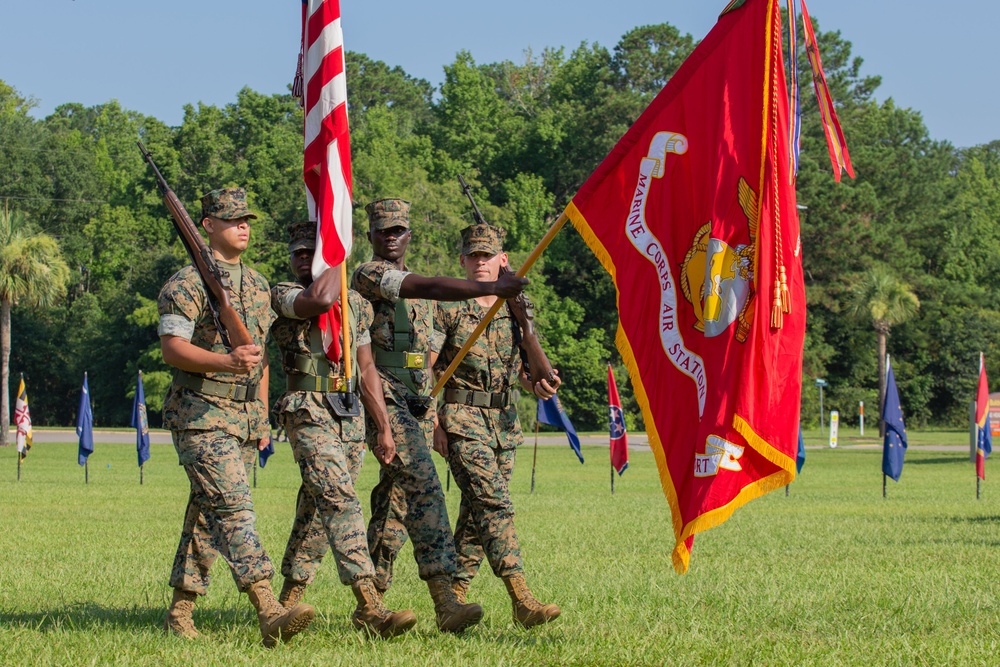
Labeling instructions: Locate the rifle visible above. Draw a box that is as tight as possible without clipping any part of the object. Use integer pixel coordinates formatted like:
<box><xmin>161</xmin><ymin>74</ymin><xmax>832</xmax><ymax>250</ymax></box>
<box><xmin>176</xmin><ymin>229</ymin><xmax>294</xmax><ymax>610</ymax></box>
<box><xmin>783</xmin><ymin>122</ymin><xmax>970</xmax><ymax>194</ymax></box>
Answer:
<box><xmin>458</xmin><ymin>175</ymin><xmax>556</xmax><ymax>386</ymax></box>
<box><xmin>137</xmin><ymin>141</ymin><xmax>254</xmax><ymax>350</ymax></box>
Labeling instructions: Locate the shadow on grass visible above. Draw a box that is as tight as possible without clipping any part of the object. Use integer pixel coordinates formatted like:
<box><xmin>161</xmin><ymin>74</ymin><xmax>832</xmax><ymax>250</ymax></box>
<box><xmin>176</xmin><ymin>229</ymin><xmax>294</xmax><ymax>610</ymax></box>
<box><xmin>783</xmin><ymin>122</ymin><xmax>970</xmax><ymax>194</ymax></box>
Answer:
<box><xmin>905</xmin><ymin>457</ymin><xmax>970</xmax><ymax>466</ymax></box>
<box><xmin>948</xmin><ymin>515</ymin><xmax>1000</xmax><ymax>523</ymax></box>
<box><xmin>0</xmin><ymin>601</ymin><xmax>250</xmax><ymax>633</ymax></box>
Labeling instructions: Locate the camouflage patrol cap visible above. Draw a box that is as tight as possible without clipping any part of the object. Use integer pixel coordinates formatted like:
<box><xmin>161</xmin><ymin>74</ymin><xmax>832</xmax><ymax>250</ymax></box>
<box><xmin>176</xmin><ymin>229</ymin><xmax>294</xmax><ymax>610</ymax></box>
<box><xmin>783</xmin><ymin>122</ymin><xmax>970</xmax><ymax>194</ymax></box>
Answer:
<box><xmin>200</xmin><ymin>187</ymin><xmax>258</xmax><ymax>221</ymax></box>
<box><xmin>365</xmin><ymin>198</ymin><xmax>411</xmax><ymax>230</ymax></box>
<box><xmin>461</xmin><ymin>223</ymin><xmax>506</xmax><ymax>256</ymax></box>
<box><xmin>287</xmin><ymin>221</ymin><xmax>316</xmax><ymax>252</ymax></box>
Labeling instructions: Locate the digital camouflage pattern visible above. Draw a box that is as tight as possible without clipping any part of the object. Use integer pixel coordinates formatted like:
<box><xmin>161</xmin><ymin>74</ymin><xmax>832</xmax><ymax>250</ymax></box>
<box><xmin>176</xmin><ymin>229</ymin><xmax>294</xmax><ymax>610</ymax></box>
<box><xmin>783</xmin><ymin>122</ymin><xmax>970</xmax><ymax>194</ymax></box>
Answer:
<box><xmin>366</xmin><ymin>403</ymin><xmax>456</xmax><ymax>586</ymax></box>
<box><xmin>353</xmin><ymin>258</ymin><xmax>457</xmax><ymax>588</ymax></box>
<box><xmin>450</xmin><ymin>445</ymin><xmax>521</xmax><ymax>580</ymax></box>
<box><xmin>460</xmin><ymin>223</ymin><xmax>506</xmax><ymax>256</ymax></box>
<box><xmin>158</xmin><ymin>263</ymin><xmax>274</xmax><ymax>441</ymax></box>
<box><xmin>436</xmin><ymin>298</ymin><xmax>527</xmax><ymax>582</ymax></box>
<box><xmin>169</xmin><ymin>430</ymin><xmax>275</xmax><ymax>594</ymax></box>
<box><xmin>286</xmin><ymin>221</ymin><xmax>316</xmax><ymax>253</ymax></box>
<box><xmin>200</xmin><ymin>187</ymin><xmax>258</xmax><ymax>220</ymax></box>
<box><xmin>351</xmin><ymin>258</ymin><xmax>443</xmax><ymax>415</ymax></box>
<box><xmin>434</xmin><ymin>299</ymin><xmax>524</xmax><ymax>450</ymax></box>
<box><xmin>364</xmin><ymin>198</ymin><xmax>411</xmax><ymax>230</ymax></box>
<box><xmin>271</xmin><ymin>285</ymin><xmax>376</xmax><ymax>585</ymax></box>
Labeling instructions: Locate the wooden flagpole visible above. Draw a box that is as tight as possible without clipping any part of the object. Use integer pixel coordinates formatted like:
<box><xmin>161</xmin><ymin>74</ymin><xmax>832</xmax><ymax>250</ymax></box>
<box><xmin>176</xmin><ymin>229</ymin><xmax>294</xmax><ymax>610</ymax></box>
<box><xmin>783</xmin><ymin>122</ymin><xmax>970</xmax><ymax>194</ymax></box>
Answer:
<box><xmin>531</xmin><ymin>419</ymin><xmax>540</xmax><ymax>493</ymax></box>
<box><xmin>341</xmin><ymin>262</ymin><xmax>351</xmax><ymax>387</ymax></box>
<box><xmin>85</xmin><ymin>461</ymin><xmax>89</xmax><ymax>485</ymax></box>
<box><xmin>611</xmin><ymin>462</ymin><xmax>615</xmax><ymax>496</ymax></box>
<box><xmin>431</xmin><ymin>212</ymin><xmax>569</xmax><ymax>397</ymax></box>
<box><xmin>253</xmin><ymin>457</ymin><xmax>258</xmax><ymax>488</ymax></box>
<box><xmin>883</xmin><ymin>473</ymin><xmax>887</xmax><ymax>499</ymax></box>
<box><xmin>446</xmin><ymin>468</ymin><xmax>451</xmax><ymax>492</ymax></box>
<box><xmin>140</xmin><ymin>464</ymin><xmax>144</xmax><ymax>486</ymax></box>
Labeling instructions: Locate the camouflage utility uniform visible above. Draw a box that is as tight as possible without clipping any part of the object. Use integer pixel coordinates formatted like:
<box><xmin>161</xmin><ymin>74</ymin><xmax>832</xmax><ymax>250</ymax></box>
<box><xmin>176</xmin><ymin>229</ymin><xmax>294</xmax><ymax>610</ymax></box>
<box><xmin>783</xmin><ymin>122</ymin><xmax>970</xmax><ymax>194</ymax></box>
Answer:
<box><xmin>159</xmin><ymin>260</ymin><xmax>276</xmax><ymax>595</ymax></box>
<box><xmin>435</xmin><ymin>298</ymin><xmax>524</xmax><ymax>583</ymax></box>
<box><xmin>271</xmin><ymin>284</ymin><xmax>374</xmax><ymax>586</ymax></box>
<box><xmin>351</xmin><ymin>257</ymin><xmax>456</xmax><ymax>589</ymax></box>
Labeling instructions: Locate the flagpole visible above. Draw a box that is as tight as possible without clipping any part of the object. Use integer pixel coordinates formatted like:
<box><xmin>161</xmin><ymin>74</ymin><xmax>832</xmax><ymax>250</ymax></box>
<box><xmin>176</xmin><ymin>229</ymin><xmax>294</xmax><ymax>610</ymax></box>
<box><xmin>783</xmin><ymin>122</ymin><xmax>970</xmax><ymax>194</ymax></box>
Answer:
<box><xmin>977</xmin><ymin>477</ymin><xmax>981</xmax><ymax>500</ymax></box>
<box><xmin>611</xmin><ymin>463</ymin><xmax>615</xmax><ymax>496</ymax></box>
<box><xmin>85</xmin><ymin>461</ymin><xmax>89</xmax><ymax>485</ymax></box>
<box><xmin>431</xmin><ymin>212</ymin><xmax>569</xmax><ymax>397</ymax></box>
<box><xmin>340</xmin><ymin>261</ymin><xmax>352</xmax><ymax>389</ymax></box>
<box><xmin>446</xmin><ymin>468</ymin><xmax>451</xmax><ymax>492</ymax></box>
<box><xmin>17</xmin><ymin>453</ymin><xmax>21</xmax><ymax>482</ymax></box>
<box><xmin>253</xmin><ymin>457</ymin><xmax>258</xmax><ymax>488</ymax></box>
<box><xmin>140</xmin><ymin>464</ymin><xmax>144</xmax><ymax>486</ymax></box>
<box><xmin>883</xmin><ymin>473</ymin><xmax>886</xmax><ymax>499</ymax></box>
<box><xmin>531</xmin><ymin>419</ymin><xmax>539</xmax><ymax>494</ymax></box>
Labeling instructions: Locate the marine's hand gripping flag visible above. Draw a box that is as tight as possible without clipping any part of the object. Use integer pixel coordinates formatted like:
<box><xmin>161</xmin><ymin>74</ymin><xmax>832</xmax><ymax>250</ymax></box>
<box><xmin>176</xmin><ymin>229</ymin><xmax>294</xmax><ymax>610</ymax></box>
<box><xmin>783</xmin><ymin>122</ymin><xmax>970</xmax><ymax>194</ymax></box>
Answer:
<box><xmin>564</xmin><ymin>0</ymin><xmax>805</xmax><ymax>573</ymax></box>
<box><xmin>299</xmin><ymin>0</ymin><xmax>353</xmax><ymax>361</ymax></box>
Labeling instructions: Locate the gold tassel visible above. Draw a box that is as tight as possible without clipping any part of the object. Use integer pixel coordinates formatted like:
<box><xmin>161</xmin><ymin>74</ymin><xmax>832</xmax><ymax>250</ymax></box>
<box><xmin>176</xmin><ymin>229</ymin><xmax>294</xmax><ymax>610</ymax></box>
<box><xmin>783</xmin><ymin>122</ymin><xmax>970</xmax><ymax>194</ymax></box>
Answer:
<box><xmin>771</xmin><ymin>282</ymin><xmax>783</xmax><ymax>329</ymax></box>
<box><xmin>779</xmin><ymin>265</ymin><xmax>790</xmax><ymax>314</ymax></box>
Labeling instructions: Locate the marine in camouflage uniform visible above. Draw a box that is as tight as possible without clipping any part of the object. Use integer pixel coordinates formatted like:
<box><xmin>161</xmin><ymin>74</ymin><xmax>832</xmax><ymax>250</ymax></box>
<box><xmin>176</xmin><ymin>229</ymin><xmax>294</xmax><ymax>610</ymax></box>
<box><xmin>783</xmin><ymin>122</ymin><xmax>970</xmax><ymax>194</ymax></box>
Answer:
<box><xmin>433</xmin><ymin>222</ymin><xmax>562</xmax><ymax>629</ymax></box>
<box><xmin>158</xmin><ymin>187</ymin><xmax>314</xmax><ymax>647</ymax></box>
<box><xmin>351</xmin><ymin>197</ymin><xmax>527</xmax><ymax>632</ymax></box>
<box><xmin>271</xmin><ymin>221</ymin><xmax>415</xmax><ymax>638</ymax></box>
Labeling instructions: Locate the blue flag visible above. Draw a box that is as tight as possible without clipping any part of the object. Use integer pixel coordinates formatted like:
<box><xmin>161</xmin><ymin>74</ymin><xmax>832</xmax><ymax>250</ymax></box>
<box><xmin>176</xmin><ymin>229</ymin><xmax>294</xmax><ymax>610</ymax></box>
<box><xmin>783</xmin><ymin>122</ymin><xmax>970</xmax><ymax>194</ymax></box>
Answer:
<box><xmin>796</xmin><ymin>426</ymin><xmax>806</xmax><ymax>474</ymax></box>
<box><xmin>537</xmin><ymin>396</ymin><xmax>583</xmax><ymax>464</ymax></box>
<box><xmin>881</xmin><ymin>358</ymin><xmax>907</xmax><ymax>482</ymax></box>
<box><xmin>131</xmin><ymin>371</ymin><xmax>151</xmax><ymax>467</ymax></box>
<box><xmin>259</xmin><ymin>439</ymin><xmax>275</xmax><ymax>468</ymax></box>
<box><xmin>76</xmin><ymin>373</ymin><xmax>94</xmax><ymax>466</ymax></box>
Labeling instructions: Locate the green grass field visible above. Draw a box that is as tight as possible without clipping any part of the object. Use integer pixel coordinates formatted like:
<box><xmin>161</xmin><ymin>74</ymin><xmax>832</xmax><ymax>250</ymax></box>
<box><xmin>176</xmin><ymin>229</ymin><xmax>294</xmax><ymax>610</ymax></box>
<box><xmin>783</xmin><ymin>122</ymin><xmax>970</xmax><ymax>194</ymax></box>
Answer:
<box><xmin>2</xmin><ymin>435</ymin><xmax>999</xmax><ymax>666</ymax></box>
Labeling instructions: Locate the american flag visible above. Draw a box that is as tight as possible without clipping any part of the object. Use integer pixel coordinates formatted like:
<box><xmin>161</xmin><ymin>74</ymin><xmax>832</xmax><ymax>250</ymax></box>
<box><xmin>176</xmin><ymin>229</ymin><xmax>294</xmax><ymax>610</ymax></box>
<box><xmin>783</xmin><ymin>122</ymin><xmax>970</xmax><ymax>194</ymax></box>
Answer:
<box><xmin>298</xmin><ymin>0</ymin><xmax>353</xmax><ymax>360</ymax></box>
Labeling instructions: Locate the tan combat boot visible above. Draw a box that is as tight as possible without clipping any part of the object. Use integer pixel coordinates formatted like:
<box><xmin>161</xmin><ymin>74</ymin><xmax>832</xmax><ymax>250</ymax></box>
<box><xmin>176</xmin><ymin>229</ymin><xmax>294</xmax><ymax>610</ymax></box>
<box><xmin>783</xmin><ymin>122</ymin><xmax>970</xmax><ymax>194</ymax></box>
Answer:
<box><xmin>246</xmin><ymin>580</ymin><xmax>315</xmax><ymax>648</ymax></box>
<box><xmin>427</xmin><ymin>575</ymin><xmax>483</xmax><ymax>632</ymax></box>
<box><xmin>502</xmin><ymin>572</ymin><xmax>561</xmax><ymax>629</ymax></box>
<box><xmin>163</xmin><ymin>589</ymin><xmax>199</xmax><ymax>639</ymax></box>
<box><xmin>278</xmin><ymin>578</ymin><xmax>307</xmax><ymax>608</ymax></box>
<box><xmin>451</xmin><ymin>578</ymin><xmax>471</xmax><ymax>605</ymax></box>
<box><xmin>351</xmin><ymin>578</ymin><xmax>417</xmax><ymax>638</ymax></box>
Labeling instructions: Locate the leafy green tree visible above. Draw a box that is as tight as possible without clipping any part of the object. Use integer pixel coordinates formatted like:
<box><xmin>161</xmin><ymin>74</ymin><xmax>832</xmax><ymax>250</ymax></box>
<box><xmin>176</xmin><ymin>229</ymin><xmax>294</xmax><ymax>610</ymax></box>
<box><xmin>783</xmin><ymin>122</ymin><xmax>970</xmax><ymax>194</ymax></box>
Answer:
<box><xmin>848</xmin><ymin>265</ymin><xmax>920</xmax><ymax>432</ymax></box>
<box><xmin>0</xmin><ymin>209</ymin><xmax>70</xmax><ymax>446</ymax></box>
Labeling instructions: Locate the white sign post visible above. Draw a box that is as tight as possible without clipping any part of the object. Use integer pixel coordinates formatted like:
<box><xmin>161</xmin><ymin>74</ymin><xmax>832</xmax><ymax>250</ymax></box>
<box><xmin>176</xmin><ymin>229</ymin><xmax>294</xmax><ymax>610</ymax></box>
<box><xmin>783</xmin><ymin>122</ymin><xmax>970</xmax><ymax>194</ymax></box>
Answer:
<box><xmin>859</xmin><ymin>401</ymin><xmax>864</xmax><ymax>436</ymax></box>
<box><xmin>829</xmin><ymin>410</ymin><xmax>840</xmax><ymax>448</ymax></box>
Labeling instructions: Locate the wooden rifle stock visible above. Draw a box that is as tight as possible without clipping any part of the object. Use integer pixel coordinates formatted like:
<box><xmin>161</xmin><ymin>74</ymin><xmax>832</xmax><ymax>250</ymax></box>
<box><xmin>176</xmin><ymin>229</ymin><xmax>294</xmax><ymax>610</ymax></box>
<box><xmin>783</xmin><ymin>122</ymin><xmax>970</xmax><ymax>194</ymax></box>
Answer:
<box><xmin>136</xmin><ymin>141</ymin><xmax>254</xmax><ymax>349</ymax></box>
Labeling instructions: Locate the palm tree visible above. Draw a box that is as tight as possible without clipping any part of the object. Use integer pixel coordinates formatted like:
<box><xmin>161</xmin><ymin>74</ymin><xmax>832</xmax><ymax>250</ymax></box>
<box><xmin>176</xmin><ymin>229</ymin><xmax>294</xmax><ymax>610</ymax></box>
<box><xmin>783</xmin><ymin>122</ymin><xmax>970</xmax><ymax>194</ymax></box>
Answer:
<box><xmin>848</xmin><ymin>265</ymin><xmax>920</xmax><ymax>436</ymax></box>
<box><xmin>1</xmin><ymin>208</ymin><xmax>70</xmax><ymax>447</ymax></box>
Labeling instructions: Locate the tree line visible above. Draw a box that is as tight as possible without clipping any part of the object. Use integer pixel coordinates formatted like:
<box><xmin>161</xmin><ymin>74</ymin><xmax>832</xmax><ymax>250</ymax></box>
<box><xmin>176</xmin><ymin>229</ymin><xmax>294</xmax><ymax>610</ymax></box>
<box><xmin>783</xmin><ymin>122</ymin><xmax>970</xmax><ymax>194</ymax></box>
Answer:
<box><xmin>2</xmin><ymin>16</ymin><xmax>999</xmax><ymax>443</ymax></box>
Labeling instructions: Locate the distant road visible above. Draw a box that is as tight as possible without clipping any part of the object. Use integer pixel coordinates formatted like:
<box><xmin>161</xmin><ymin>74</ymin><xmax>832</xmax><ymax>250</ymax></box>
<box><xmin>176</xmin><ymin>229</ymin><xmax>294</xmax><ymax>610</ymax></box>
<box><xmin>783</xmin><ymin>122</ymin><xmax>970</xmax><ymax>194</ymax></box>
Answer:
<box><xmin>8</xmin><ymin>428</ymin><xmax>653</xmax><ymax>450</ymax></box>
<box><xmin>7</xmin><ymin>429</ymin><xmax>970</xmax><ymax>454</ymax></box>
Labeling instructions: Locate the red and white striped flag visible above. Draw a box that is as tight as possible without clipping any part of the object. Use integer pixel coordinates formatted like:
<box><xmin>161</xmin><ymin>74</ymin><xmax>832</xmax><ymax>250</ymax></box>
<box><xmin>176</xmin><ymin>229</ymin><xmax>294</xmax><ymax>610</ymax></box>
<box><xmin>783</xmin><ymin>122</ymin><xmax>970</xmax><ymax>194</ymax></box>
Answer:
<box><xmin>299</xmin><ymin>0</ymin><xmax>353</xmax><ymax>360</ymax></box>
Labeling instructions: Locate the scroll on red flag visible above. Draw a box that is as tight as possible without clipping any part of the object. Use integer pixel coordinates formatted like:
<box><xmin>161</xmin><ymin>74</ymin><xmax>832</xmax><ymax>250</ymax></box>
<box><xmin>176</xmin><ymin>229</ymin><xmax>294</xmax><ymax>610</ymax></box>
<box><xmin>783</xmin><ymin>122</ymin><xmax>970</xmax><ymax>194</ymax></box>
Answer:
<box><xmin>300</xmin><ymin>0</ymin><xmax>353</xmax><ymax>360</ymax></box>
<box><xmin>608</xmin><ymin>365</ymin><xmax>630</xmax><ymax>475</ymax></box>
<box><xmin>565</xmin><ymin>0</ymin><xmax>805</xmax><ymax>573</ymax></box>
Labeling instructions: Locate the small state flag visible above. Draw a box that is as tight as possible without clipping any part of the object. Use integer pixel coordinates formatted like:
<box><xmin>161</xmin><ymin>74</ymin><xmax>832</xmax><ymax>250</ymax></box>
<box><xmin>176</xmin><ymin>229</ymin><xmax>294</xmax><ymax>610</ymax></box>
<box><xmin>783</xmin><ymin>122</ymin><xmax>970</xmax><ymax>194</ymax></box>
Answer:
<box><xmin>537</xmin><ymin>395</ymin><xmax>583</xmax><ymax>464</ymax></box>
<box><xmin>77</xmin><ymin>373</ymin><xmax>94</xmax><ymax>466</ymax></box>
<box><xmin>976</xmin><ymin>352</ymin><xmax>992</xmax><ymax>480</ymax></box>
<box><xmin>259</xmin><ymin>439</ymin><xmax>275</xmax><ymax>468</ymax></box>
<box><xmin>14</xmin><ymin>376</ymin><xmax>32</xmax><ymax>461</ymax></box>
<box><xmin>608</xmin><ymin>365</ymin><xmax>629</xmax><ymax>476</ymax></box>
<box><xmin>131</xmin><ymin>371</ymin><xmax>150</xmax><ymax>467</ymax></box>
<box><xmin>881</xmin><ymin>356</ymin><xmax>907</xmax><ymax>482</ymax></box>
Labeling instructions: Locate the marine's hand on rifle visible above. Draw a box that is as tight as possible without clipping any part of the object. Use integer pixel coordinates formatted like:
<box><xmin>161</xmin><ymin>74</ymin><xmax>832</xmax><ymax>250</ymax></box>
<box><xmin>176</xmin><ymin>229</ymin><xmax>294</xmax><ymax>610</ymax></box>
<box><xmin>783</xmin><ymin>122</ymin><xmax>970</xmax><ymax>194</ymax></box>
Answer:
<box><xmin>227</xmin><ymin>344</ymin><xmax>264</xmax><ymax>374</ymax></box>
<box><xmin>523</xmin><ymin>368</ymin><xmax>560</xmax><ymax>400</ymax></box>
<box><xmin>492</xmin><ymin>272</ymin><xmax>529</xmax><ymax>298</ymax></box>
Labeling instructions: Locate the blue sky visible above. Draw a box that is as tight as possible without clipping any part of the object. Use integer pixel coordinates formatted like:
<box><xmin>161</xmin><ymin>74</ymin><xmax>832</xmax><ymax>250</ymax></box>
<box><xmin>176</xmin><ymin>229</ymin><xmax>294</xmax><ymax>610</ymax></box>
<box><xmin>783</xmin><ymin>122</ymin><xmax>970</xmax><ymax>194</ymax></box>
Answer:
<box><xmin>1</xmin><ymin>1</ymin><xmax>994</xmax><ymax>148</ymax></box>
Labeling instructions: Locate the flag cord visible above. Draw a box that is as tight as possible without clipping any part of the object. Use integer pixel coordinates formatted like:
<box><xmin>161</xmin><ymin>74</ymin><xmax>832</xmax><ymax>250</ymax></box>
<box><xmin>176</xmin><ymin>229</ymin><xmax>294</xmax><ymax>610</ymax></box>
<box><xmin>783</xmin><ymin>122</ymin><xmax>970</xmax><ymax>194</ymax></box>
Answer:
<box><xmin>769</xmin><ymin>0</ymin><xmax>789</xmax><ymax>329</ymax></box>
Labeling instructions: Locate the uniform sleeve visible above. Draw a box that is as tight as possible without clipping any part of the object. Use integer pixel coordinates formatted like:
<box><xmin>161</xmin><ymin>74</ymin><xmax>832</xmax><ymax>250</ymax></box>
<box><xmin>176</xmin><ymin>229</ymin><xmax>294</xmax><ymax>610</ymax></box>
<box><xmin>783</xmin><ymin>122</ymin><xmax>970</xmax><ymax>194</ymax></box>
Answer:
<box><xmin>272</xmin><ymin>283</ymin><xmax>305</xmax><ymax>320</ymax></box>
<box><xmin>157</xmin><ymin>270</ymin><xmax>204</xmax><ymax>339</ymax></box>
<box><xmin>429</xmin><ymin>330</ymin><xmax>445</xmax><ymax>354</ymax></box>
<box><xmin>379</xmin><ymin>269</ymin><xmax>411</xmax><ymax>302</ymax></box>
<box><xmin>255</xmin><ymin>274</ymin><xmax>277</xmax><ymax>333</ymax></box>
<box><xmin>351</xmin><ymin>263</ymin><xmax>385</xmax><ymax>303</ymax></box>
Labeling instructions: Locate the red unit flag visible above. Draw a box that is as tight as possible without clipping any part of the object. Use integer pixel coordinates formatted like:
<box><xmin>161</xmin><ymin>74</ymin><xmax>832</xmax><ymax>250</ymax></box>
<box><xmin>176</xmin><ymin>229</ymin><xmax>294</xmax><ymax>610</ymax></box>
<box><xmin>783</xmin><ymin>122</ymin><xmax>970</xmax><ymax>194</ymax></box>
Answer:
<box><xmin>565</xmin><ymin>0</ymin><xmax>805</xmax><ymax>573</ymax></box>
<box><xmin>608</xmin><ymin>365</ymin><xmax>630</xmax><ymax>475</ymax></box>
<box><xmin>300</xmin><ymin>0</ymin><xmax>353</xmax><ymax>360</ymax></box>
